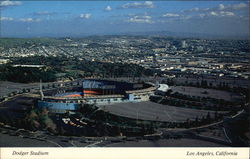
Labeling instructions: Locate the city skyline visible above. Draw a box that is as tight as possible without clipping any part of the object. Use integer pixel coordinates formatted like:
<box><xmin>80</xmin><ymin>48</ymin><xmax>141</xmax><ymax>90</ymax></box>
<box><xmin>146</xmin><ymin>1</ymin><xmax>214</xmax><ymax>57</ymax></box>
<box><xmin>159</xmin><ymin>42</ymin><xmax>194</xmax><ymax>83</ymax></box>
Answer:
<box><xmin>0</xmin><ymin>1</ymin><xmax>249</xmax><ymax>38</ymax></box>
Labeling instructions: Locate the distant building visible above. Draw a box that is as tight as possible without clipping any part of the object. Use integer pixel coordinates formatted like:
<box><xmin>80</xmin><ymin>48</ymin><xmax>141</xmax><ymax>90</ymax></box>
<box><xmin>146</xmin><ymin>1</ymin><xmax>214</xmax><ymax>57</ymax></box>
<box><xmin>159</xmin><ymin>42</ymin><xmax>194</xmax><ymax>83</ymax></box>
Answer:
<box><xmin>181</xmin><ymin>40</ymin><xmax>188</xmax><ymax>48</ymax></box>
<box><xmin>155</xmin><ymin>84</ymin><xmax>170</xmax><ymax>96</ymax></box>
<box><xmin>0</xmin><ymin>59</ymin><xmax>9</xmax><ymax>64</ymax></box>
<box><xmin>12</xmin><ymin>64</ymin><xmax>45</xmax><ymax>68</ymax></box>
<box><xmin>196</xmin><ymin>46</ymin><xmax>203</xmax><ymax>52</ymax></box>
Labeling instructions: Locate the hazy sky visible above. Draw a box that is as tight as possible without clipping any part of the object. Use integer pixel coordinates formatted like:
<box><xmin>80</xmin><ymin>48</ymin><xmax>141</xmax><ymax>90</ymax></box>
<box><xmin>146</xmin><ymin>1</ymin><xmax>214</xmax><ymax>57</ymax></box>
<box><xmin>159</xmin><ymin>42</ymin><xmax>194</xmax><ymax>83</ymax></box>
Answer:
<box><xmin>0</xmin><ymin>1</ymin><xmax>249</xmax><ymax>37</ymax></box>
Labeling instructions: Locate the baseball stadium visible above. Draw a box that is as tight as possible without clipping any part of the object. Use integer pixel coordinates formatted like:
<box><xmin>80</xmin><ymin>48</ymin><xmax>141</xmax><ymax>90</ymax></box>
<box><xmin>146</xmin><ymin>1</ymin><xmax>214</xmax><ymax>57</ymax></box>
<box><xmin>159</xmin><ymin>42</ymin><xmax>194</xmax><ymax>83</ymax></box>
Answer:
<box><xmin>37</xmin><ymin>79</ymin><xmax>156</xmax><ymax>114</ymax></box>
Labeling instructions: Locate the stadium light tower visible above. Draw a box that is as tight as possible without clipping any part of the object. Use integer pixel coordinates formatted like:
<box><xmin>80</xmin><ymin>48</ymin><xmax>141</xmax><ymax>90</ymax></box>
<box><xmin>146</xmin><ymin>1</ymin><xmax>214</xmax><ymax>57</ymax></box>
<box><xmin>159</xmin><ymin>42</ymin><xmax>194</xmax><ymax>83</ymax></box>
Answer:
<box><xmin>40</xmin><ymin>79</ymin><xmax>44</xmax><ymax>101</ymax></box>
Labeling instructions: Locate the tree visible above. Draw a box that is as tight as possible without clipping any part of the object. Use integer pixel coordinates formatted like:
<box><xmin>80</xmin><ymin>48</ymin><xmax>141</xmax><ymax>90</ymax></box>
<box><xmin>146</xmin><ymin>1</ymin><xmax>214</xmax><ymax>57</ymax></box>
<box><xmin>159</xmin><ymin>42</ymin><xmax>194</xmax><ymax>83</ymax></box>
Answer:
<box><xmin>201</xmin><ymin>80</ymin><xmax>208</xmax><ymax>88</ymax></box>
<box><xmin>195</xmin><ymin>116</ymin><xmax>199</xmax><ymax>126</ymax></box>
<box><xmin>214</xmin><ymin>111</ymin><xmax>218</xmax><ymax>120</ymax></box>
<box><xmin>206</xmin><ymin>112</ymin><xmax>211</xmax><ymax>122</ymax></box>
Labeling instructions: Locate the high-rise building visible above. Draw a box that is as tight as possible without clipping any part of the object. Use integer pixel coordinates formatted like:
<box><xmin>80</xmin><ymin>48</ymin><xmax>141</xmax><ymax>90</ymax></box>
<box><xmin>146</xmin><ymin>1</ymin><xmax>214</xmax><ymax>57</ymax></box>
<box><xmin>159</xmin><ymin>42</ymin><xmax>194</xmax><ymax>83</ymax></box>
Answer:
<box><xmin>181</xmin><ymin>40</ymin><xmax>188</xmax><ymax>48</ymax></box>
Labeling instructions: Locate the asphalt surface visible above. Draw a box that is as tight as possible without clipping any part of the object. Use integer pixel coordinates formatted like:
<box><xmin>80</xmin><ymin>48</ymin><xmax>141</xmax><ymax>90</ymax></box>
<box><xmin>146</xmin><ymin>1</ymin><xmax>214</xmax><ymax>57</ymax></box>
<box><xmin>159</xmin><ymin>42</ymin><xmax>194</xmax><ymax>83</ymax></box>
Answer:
<box><xmin>106</xmin><ymin>138</ymin><xmax>227</xmax><ymax>147</ymax></box>
<box><xmin>171</xmin><ymin>86</ymin><xmax>243</xmax><ymax>101</ymax></box>
<box><xmin>100</xmin><ymin>101</ymin><xmax>224</xmax><ymax>122</ymax></box>
<box><xmin>0</xmin><ymin>81</ymin><xmax>40</xmax><ymax>96</ymax></box>
<box><xmin>0</xmin><ymin>132</ymin><xmax>227</xmax><ymax>147</ymax></box>
<box><xmin>0</xmin><ymin>133</ymin><xmax>57</xmax><ymax>147</ymax></box>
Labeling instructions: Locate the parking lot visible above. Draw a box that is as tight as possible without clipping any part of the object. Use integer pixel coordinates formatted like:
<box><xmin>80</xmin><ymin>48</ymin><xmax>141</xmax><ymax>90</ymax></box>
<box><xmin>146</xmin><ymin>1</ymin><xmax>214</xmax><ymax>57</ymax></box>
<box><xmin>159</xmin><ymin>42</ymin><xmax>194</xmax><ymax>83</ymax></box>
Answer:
<box><xmin>171</xmin><ymin>86</ymin><xmax>243</xmax><ymax>102</ymax></box>
<box><xmin>100</xmin><ymin>101</ymin><xmax>224</xmax><ymax>122</ymax></box>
